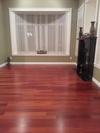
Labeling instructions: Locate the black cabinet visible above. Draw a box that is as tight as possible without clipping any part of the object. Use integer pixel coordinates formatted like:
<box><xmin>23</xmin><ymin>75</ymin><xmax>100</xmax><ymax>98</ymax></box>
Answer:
<box><xmin>77</xmin><ymin>36</ymin><xmax>97</xmax><ymax>81</ymax></box>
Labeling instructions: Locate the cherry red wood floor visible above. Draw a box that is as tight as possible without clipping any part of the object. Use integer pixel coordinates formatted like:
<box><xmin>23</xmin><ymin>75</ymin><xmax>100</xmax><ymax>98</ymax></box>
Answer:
<box><xmin>0</xmin><ymin>65</ymin><xmax>100</xmax><ymax>133</ymax></box>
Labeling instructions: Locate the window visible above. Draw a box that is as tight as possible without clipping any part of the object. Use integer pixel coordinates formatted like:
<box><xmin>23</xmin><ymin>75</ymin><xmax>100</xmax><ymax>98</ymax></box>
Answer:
<box><xmin>9</xmin><ymin>8</ymin><xmax>72</xmax><ymax>56</ymax></box>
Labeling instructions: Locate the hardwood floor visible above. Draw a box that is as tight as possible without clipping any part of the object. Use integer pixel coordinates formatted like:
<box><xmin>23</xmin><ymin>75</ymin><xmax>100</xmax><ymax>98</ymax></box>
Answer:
<box><xmin>0</xmin><ymin>65</ymin><xmax>100</xmax><ymax>133</ymax></box>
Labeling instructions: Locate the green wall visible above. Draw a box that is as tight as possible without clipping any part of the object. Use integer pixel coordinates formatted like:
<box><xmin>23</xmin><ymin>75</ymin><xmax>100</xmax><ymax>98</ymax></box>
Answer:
<box><xmin>2</xmin><ymin>0</ymin><xmax>78</xmax><ymax>62</ymax></box>
<box><xmin>0</xmin><ymin>0</ymin><xmax>6</xmax><ymax>65</ymax></box>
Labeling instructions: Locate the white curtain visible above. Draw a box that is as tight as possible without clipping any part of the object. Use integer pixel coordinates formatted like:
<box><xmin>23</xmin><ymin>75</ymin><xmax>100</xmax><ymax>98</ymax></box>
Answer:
<box><xmin>15</xmin><ymin>13</ymin><xmax>67</xmax><ymax>55</ymax></box>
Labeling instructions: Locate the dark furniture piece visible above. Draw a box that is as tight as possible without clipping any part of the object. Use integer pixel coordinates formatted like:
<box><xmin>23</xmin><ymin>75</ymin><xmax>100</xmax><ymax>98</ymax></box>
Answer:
<box><xmin>77</xmin><ymin>35</ymin><xmax>97</xmax><ymax>81</ymax></box>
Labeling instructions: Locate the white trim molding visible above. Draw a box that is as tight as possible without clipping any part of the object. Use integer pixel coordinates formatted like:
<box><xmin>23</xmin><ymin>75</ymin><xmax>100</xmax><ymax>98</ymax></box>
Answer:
<box><xmin>92</xmin><ymin>77</ymin><xmax>100</xmax><ymax>88</ymax></box>
<box><xmin>94</xmin><ymin>63</ymin><xmax>100</xmax><ymax>69</ymax></box>
<box><xmin>94</xmin><ymin>1</ymin><xmax>100</xmax><ymax>69</ymax></box>
<box><xmin>75</xmin><ymin>2</ymin><xmax>85</xmax><ymax>56</ymax></box>
<box><xmin>9</xmin><ymin>8</ymin><xmax>72</xmax><ymax>56</ymax></box>
<box><xmin>9</xmin><ymin>8</ymin><xmax>72</xmax><ymax>12</ymax></box>
<box><xmin>0</xmin><ymin>63</ymin><xmax>7</xmax><ymax>68</ymax></box>
<box><xmin>11</xmin><ymin>62</ymin><xmax>76</xmax><ymax>65</ymax></box>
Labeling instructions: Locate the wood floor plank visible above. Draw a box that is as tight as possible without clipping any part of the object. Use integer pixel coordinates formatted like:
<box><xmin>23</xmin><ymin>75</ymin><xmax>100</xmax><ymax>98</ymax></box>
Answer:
<box><xmin>0</xmin><ymin>65</ymin><xmax>100</xmax><ymax>133</ymax></box>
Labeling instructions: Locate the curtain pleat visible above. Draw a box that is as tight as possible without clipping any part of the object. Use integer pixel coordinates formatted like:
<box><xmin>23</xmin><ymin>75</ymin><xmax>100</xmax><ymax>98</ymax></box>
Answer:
<box><xmin>16</xmin><ymin>13</ymin><xmax>67</xmax><ymax>55</ymax></box>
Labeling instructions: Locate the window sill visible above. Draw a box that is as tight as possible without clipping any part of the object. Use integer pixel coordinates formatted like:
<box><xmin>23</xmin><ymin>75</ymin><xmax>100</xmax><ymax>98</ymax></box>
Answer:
<box><xmin>12</xmin><ymin>52</ymin><xmax>69</xmax><ymax>56</ymax></box>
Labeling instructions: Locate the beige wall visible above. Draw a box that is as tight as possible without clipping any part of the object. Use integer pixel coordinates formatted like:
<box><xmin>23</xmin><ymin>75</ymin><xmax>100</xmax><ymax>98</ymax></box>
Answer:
<box><xmin>12</xmin><ymin>56</ymin><xmax>71</xmax><ymax>62</ymax></box>
<box><xmin>93</xmin><ymin>67</ymin><xmax>100</xmax><ymax>82</ymax></box>
<box><xmin>2</xmin><ymin>0</ymin><xmax>78</xmax><ymax>62</ymax></box>
<box><xmin>0</xmin><ymin>0</ymin><xmax>6</xmax><ymax>64</ymax></box>
<box><xmin>78</xmin><ymin>0</ymin><xmax>84</xmax><ymax>7</ymax></box>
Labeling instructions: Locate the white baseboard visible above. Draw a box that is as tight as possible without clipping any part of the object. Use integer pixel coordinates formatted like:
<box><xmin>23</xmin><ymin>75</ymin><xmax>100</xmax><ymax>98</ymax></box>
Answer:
<box><xmin>0</xmin><ymin>62</ymin><xmax>7</xmax><ymax>68</ymax></box>
<box><xmin>92</xmin><ymin>78</ymin><xmax>100</xmax><ymax>88</ymax></box>
<box><xmin>94</xmin><ymin>63</ymin><xmax>100</xmax><ymax>69</ymax></box>
<box><xmin>11</xmin><ymin>62</ymin><xmax>76</xmax><ymax>65</ymax></box>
